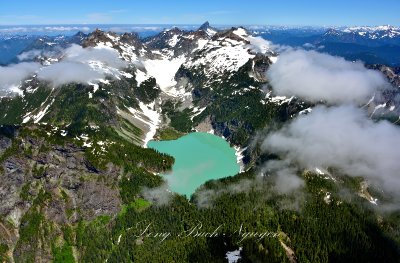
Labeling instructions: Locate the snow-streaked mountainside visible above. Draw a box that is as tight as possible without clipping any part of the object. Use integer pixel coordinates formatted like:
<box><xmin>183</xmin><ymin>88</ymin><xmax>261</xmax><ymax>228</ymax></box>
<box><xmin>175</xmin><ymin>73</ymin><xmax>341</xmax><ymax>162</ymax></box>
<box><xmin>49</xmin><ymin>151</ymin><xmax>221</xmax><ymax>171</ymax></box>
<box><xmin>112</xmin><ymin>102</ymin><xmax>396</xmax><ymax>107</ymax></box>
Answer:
<box><xmin>1</xmin><ymin>21</ymin><xmax>399</xmax><ymax>151</ymax></box>
<box><xmin>0</xmin><ymin>22</ymin><xmax>282</xmax><ymax>150</ymax></box>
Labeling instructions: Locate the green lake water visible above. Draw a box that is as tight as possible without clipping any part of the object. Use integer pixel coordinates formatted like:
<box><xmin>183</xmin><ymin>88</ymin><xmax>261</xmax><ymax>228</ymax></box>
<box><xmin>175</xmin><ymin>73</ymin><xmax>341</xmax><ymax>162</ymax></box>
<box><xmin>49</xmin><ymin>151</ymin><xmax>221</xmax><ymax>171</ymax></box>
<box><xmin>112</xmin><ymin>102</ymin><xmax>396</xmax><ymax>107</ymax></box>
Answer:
<box><xmin>148</xmin><ymin>132</ymin><xmax>240</xmax><ymax>197</ymax></box>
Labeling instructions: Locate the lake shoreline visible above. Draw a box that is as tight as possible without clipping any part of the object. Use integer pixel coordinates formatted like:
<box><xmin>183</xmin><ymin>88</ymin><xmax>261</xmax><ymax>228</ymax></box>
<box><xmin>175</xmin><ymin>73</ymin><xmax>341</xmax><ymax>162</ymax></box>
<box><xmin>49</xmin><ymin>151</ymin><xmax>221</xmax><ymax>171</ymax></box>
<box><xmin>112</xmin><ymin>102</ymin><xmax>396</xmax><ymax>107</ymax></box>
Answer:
<box><xmin>148</xmin><ymin>132</ymin><xmax>240</xmax><ymax>196</ymax></box>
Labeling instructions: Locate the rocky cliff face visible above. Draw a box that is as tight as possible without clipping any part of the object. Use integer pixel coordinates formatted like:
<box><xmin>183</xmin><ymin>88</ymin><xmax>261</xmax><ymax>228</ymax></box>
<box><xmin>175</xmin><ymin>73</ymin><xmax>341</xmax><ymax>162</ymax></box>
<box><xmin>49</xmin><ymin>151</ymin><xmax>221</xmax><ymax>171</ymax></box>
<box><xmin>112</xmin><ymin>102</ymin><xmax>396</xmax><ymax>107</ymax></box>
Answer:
<box><xmin>0</xmin><ymin>125</ymin><xmax>124</xmax><ymax>261</ymax></box>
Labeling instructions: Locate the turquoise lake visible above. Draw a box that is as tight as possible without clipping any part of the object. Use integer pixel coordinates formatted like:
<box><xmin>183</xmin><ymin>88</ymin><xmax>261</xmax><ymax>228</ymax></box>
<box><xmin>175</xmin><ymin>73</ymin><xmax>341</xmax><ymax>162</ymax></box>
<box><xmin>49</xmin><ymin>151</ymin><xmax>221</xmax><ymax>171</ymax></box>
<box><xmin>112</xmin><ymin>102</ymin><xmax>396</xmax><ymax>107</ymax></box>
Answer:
<box><xmin>148</xmin><ymin>132</ymin><xmax>240</xmax><ymax>197</ymax></box>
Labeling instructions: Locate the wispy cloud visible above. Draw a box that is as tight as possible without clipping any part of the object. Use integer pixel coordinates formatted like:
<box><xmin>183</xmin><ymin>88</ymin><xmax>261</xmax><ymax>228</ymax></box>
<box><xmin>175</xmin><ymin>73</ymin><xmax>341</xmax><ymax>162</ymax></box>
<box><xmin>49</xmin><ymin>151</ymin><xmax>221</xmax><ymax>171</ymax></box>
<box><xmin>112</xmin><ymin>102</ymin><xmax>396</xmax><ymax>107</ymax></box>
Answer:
<box><xmin>266</xmin><ymin>49</ymin><xmax>388</xmax><ymax>104</ymax></box>
<box><xmin>261</xmin><ymin>48</ymin><xmax>400</xmax><ymax>202</ymax></box>
<box><xmin>37</xmin><ymin>44</ymin><xmax>127</xmax><ymax>87</ymax></box>
<box><xmin>0</xmin><ymin>44</ymin><xmax>127</xmax><ymax>94</ymax></box>
<box><xmin>0</xmin><ymin>9</ymin><xmax>130</xmax><ymax>25</ymax></box>
<box><xmin>0</xmin><ymin>62</ymin><xmax>41</xmax><ymax>95</ymax></box>
<box><xmin>0</xmin><ymin>26</ymin><xmax>91</xmax><ymax>33</ymax></box>
<box><xmin>262</xmin><ymin>104</ymin><xmax>400</xmax><ymax>195</ymax></box>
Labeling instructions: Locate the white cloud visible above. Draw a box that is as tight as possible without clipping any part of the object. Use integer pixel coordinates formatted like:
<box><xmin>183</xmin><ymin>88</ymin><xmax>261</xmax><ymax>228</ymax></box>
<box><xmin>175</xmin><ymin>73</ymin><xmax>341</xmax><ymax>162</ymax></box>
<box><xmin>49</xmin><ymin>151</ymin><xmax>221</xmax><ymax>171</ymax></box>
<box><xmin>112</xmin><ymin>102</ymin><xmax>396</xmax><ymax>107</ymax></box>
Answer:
<box><xmin>38</xmin><ymin>61</ymin><xmax>103</xmax><ymax>87</ymax></box>
<box><xmin>1</xmin><ymin>44</ymin><xmax>128</xmax><ymax>93</ymax></box>
<box><xmin>246</xmin><ymin>35</ymin><xmax>273</xmax><ymax>54</ymax></box>
<box><xmin>36</xmin><ymin>44</ymin><xmax>127</xmax><ymax>87</ymax></box>
<box><xmin>0</xmin><ymin>26</ymin><xmax>90</xmax><ymax>33</ymax></box>
<box><xmin>17</xmin><ymin>48</ymin><xmax>63</xmax><ymax>61</ymax></box>
<box><xmin>43</xmin><ymin>26</ymin><xmax>90</xmax><ymax>32</ymax></box>
<box><xmin>17</xmin><ymin>50</ymin><xmax>42</xmax><ymax>61</ymax></box>
<box><xmin>62</xmin><ymin>44</ymin><xmax>126</xmax><ymax>69</ymax></box>
<box><xmin>266</xmin><ymin>50</ymin><xmax>388</xmax><ymax>104</ymax></box>
<box><xmin>0</xmin><ymin>62</ymin><xmax>41</xmax><ymax>92</ymax></box>
<box><xmin>141</xmin><ymin>183</ymin><xmax>174</xmax><ymax>206</ymax></box>
<box><xmin>302</xmin><ymin>43</ymin><xmax>315</xmax><ymax>49</ymax></box>
<box><xmin>262</xmin><ymin>105</ymin><xmax>400</xmax><ymax>194</ymax></box>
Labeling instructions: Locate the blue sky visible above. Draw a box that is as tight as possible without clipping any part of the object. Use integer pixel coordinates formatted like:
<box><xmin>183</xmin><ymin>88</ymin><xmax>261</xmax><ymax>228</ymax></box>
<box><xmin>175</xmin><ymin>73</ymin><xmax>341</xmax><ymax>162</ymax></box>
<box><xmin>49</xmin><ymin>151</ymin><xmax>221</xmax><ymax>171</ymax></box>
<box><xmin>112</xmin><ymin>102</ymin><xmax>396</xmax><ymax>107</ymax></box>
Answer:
<box><xmin>0</xmin><ymin>0</ymin><xmax>399</xmax><ymax>26</ymax></box>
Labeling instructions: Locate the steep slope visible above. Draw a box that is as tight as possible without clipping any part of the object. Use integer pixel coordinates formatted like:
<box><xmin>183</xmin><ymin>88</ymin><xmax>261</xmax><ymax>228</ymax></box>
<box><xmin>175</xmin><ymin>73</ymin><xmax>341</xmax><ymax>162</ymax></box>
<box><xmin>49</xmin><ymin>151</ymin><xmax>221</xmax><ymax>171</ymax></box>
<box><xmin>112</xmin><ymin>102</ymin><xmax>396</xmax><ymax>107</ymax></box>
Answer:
<box><xmin>0</xmin><ymin>24</ymin><xmax>284</xmax><ymax>150</ymax></box>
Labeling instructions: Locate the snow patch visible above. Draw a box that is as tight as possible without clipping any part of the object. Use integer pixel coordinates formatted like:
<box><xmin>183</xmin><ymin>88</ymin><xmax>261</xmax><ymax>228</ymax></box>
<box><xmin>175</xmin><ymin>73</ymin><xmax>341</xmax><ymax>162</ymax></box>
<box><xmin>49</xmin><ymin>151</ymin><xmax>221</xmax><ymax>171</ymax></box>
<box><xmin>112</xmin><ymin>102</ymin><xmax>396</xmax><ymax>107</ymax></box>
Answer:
<box><xmin>168</xmin><ymin>34</ymin><xmax>180</xmax><ymax>47</ymax></box>
<box><xmin>206</xmin><ymin>28</ymin><xmax>217</xmax><ymax>37</ymax></box>
<box><xmin>269</xmin><ymin>56</ymin><xmax>278</xmax><ymax>63</ymax></box>
<box><xmin>33</xmin><ymin>98</ymin><xmax>55</xmax><ymax>123</ymax></box>
<box><xmin>9</xmin><ymin>85</ymin><xmax>23</xmax><ymax>96</ymax></box>
<box><xmin>142</xmin><ymin>56</ymin><xmax>186</xmax><ymax>93</ymax></box>
<box><xmin>324</xmin><ymin>192</ymin><xmax>332</xmax><ymax>204</ymax></box>
<box><xmin>187</xmin><ymin>37</ymin><xmax>254</xmax><ymax>75</ymax></box>
<box><xmin>233</xmin><ymin>28</ymin><xmax>247</xmax><ymax>37</ymax></box>
<box><xmin>135</xmin><ymin>69</ymin><xmax>149</xmax><ymax>86</ymax></box>
<box><xmin>226</xmin><ymin>248</ymin><xmax>242</xmax><ymax>263</ymax></box>
<box><xmin>139</xmin><ymin>101</ymin><xmax>160</xmax><ymax>147</ymax></box>
<box><xmin>299</xmin><ymin>108</ymin><xmax>312</xmax><ymax>115</ymax></box>
<box><xmin>234</xmin><ymin>146</ymin><xmax>247</xmax><ymax>172</ymax></box>
<box><xmin>196</xmin><ymin>39</ymin><xmax>209</xmax><ymax>50</ymax></box>
<box><xmin>126</xmin><ymin>101</ymin><xmax>161</xmax><ymax>147</ymax></box>
<box><xmin>269</xmin><ymin>96</ymin><xmax>294</xmax><ymax>105</ymax></box>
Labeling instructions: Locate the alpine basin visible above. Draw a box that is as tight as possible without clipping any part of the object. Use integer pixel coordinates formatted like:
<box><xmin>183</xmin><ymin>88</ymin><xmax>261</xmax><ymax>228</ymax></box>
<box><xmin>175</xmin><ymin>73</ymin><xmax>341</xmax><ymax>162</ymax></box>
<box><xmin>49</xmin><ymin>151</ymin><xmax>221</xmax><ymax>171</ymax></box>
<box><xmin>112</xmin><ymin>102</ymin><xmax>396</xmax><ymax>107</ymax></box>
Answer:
<box><xmin>148</xmin><ymin>132</ymin><xmax>240</xmax><ymax>197</ymax></box>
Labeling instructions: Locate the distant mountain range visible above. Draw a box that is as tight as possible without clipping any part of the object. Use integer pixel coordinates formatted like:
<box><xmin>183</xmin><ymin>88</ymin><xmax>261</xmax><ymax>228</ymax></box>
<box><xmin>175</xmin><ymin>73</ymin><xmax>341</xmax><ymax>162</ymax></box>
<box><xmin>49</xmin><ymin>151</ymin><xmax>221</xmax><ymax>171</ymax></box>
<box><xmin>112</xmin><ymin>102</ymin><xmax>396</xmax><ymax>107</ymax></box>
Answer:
<box><xmin>1</xmin><ymin>24</ymin><xmax>399</xmax><ymax>66</ymax></box>
<box><xmin>253</xmin><ymin>25</ymin><xmax>400</xmax><ymax>66</ymax></box>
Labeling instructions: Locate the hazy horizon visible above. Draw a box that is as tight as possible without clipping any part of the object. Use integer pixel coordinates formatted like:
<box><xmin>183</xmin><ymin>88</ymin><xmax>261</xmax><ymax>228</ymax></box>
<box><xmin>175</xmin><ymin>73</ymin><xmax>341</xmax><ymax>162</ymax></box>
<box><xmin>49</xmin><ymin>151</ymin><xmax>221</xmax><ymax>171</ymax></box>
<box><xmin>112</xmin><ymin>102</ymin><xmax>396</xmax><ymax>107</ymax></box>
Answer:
<box><xmin>1</xmin><ymin>0</ymin><xmax>399</xmax><ymax>26</ymax></box>
<box><xmin>0</xmin><ymin>23</ymin><xmax>398</xmax><ymax>36</ymax></box>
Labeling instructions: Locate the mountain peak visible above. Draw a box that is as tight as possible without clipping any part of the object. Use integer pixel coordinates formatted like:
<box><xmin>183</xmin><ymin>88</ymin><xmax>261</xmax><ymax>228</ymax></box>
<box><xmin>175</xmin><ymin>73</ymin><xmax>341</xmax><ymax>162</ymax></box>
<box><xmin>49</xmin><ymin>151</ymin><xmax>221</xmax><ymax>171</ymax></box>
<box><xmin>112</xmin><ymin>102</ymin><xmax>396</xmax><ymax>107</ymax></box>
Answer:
<box><xmin>74</xmin><ymin>31</ymin><xmax>87</xmax><ymax>37</ymax></box>
<box><xmin>199</xmin><ymin>21</ymin><xmax>211</xmax><ymax>31</ymax></box>
<box><xmin>198</xmin><ymin>21</ymin><xmax>217</xmax><ymax>37</ymax></box>
<box><xmin>166</xmin><ymin>27</ymin><xmax>183</xmax><ymax>34</ymax></box>
<box><xmin>324</xmin><ymin>28</ymin><xmax>342</xmax><ymax>36</ymax></box>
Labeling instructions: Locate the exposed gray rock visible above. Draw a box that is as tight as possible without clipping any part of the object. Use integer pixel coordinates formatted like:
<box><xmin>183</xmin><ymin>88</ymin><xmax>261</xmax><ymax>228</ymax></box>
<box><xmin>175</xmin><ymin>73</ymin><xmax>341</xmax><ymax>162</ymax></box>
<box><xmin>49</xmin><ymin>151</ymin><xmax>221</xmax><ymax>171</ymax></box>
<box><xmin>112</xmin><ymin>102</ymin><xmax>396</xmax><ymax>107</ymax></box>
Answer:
<box><xmin>0</xmin><ymin>136</ymin><xmax>122</xmax><ymax>228</ymax></box>
<box><xmin>0</xmin><ymin>136</ymin><xmax>11</xmax><ymax>155</ymax></box>
<box><xmin>77</xmin><ymin>181</ymin><xmax>121</xmax><ymax>220</ymax></box>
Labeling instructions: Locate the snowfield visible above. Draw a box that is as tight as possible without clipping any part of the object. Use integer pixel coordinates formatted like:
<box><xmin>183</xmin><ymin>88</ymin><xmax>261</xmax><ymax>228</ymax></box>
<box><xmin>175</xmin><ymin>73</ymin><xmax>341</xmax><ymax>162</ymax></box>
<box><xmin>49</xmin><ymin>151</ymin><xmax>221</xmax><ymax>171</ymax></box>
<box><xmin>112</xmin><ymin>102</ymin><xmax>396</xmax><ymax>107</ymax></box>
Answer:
<box><xmin>142</xmin><ymin>55</ymin><xmax>186</xmax><ymax>94</ymax></box>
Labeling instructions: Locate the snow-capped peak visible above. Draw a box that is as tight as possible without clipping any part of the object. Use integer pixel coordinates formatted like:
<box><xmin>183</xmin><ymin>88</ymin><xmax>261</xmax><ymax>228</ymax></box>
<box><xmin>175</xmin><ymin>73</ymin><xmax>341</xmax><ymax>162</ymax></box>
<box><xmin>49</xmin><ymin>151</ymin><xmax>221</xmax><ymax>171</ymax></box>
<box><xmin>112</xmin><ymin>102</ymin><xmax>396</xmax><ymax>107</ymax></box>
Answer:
<box><xmin>341</xmin><ymin>25</ymin><xmax>400</xmax><ymax>39</ymax></box>
<box><xmin>198</xmin><ymin>21</ymin><xmax>218</xmax><ymax>37</ymax></box>
<box><xmin>344</xmin><ymin>25</ymin><xmax>399</xmax><ymax>33</ymax></box>
<box><xmin>232</xmin><ymin>27</ymin><xmax>249</xmax><ymax>38</ymax></box>
<box><xmin>231</xmin><ymin>27</ymin><xmax>273</xmax><ymax>55</ymax></box>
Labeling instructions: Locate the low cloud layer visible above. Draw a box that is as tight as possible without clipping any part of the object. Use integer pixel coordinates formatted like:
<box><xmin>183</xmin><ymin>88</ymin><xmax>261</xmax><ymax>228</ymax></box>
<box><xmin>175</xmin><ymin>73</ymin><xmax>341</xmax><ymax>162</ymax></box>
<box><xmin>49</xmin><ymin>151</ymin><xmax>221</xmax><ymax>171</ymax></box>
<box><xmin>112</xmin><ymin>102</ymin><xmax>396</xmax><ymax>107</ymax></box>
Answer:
<box><xmin>266</xmin><ymin>50</ymin><xmax>388</xmax><ymax>104</ymax></box>
<box><xmin>36</xmin><ymin>44</ymin><xmax>127</xmax><ymax>86</ymax></box>
<box><xmin>194</xmin><ymin>179</ymin><xmax>254</xmax><ymax>208</ymax></box>
<box><xmin>262</xmin><ymin>105</ymin><xmax>400</xmax><ymax>194</ymax></box>
<box><xmin>259</xmin><ymin>160</ymin><xmax>305</xmax><ymax>194</ymax></box>
<box><xmin>259</xmin><ymin>48</ymin><xmax>400</xmax><ymax>207</ymax></box>
<box><xmin>17</xmin><ymin>48</ymin><xmax>63</xmax><ymax>61</ymax></box>
<box><xmin>0</xmin><ymin>62</ymin><xmax>41</xmax><ymax>93</ymax></box>
<box><xmin>0</xmin><ymin>26</ymin><xmax>91</xmax><ymax>34</ymax></box>
<box><xmin>246</xmin><ymin>35</ymin><xmax>273</xmax><ymax>54</ymax></box>
<box><xmin>38</xmin><ymin>61</ymin><xmax>104</xmax><ymax>87</ymax></box>
<box><xmin>1</xmin><ymin>44</ymin><xmax>127</xmax><ymax>92</ymax></box>
<box><xmin>141</xmin><ymin>183</ymin><xmax>174</xmax><ymax>207</ymax></box>
<box><xmin>17</xmin><ymin>50</ymin><xmax>43</xmax><ymax>61</ymax></box>
<box><xmin>61</xmin><ymin>44</ymin><xmax>126</xmax><ymax>68</ymax></box>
